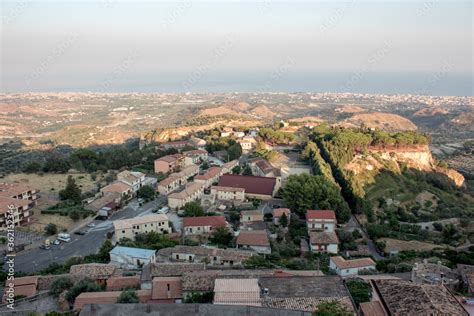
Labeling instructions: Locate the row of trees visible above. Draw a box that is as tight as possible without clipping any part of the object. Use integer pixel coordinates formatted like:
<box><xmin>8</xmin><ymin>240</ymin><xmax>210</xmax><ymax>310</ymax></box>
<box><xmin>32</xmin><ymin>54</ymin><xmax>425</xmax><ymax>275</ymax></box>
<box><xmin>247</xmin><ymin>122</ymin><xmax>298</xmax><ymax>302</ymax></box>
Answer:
<box><xmin>258</xmin><ymin>127</ymin><xmax>296</xmax><ymax>144</ymax></box>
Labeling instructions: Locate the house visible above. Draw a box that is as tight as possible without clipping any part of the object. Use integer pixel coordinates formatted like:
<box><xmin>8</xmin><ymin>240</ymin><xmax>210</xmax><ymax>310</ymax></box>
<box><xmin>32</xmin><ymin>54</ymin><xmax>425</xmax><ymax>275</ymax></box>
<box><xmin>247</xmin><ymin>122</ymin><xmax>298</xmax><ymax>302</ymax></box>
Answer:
<box><xmin>109</xmin><ymin>246</ymin><xmax>157</xmax><ymax>269</ymax></box>
<box><xmin>329</xmin><ymin>256</ymin><xmax>376</xmax><ymax>276</ymax></box>
<box><xmin>183</xmin><ymin>149</ymin><xmax>208</xmax><ymax>165</ymax></box>
<box><xmin>113</xmin><ymin>214</ymin><xmax>171</xmax><ymax>241</ymax></box>
<box><xmin>240</xmin><ymin>210</ymin><xmax>264</xmax><ymax>223</ymax></box>
<box><xmin>306</xmin><ymin>210</ymin><xmax>337</xmax><ymax>232</ymax></box>
<box><xmin>237</xmin><ymin>137</ymin><xmax>257</xmax><ymax>153</ymax></box>
<box><xmin>272</xmin><ymin>208</ymin><xmax>290</xmax><ymax>225</ymax></box>
<box><xmin>249</xmin><ymin>157</ymin><xmax>281</xmax><ymax>178</ymax></box>
<box><xmin>211</xmin><ymin>186</ymin><xmax>245</xmax><ymax>202</ymax></box>
<box><xmin>117</xmin><ymin>170</ymin><xmax>146</xmax><ymax>193</ymax></box>
<box><xmin>190</xmin><ymin>136</ymin><xmax>207</xmax><ymax>148</ymax></box>
<box><xmin>150</xmin><ymin>277</ymin><xmax>183</xmax><ymax>303</ymax></box>
<box><xmin>236</xmin><ymin>230</ymin><xmax>271</xmax><ymax>254</ymax></box>
<box><xmin>221</xmin><ymin>160</ymin><xmax>239</xmax><ymax>174</ymax></box>
<box><xmin>69</xmin><ymin>263</ymin><xmax>117</xmax><ymax>286</ymax></box>
<box><xmin>157</xmin><ymin>165</ymin><xmax>199</xmax><ymax>195</ymax></box>
<box><xmin>0</xmin><ymin>183</ymin><xmax>39</xmax><ymax>228</ymax></box>
<box><xmin>359</xmin><ymin>301</ymin><xmax>387</xmax><ymax>316</ymax></box>
<box><xmin>84</xmin><ymin>192</ymin><xmax>120</xmax><ymax>213</ymax></box>
<box><xmin>154</xmin><ymin>154</ymin><xmax>185</xmax><ymax>174</ymax></box>
<box><xmin>194</xmin><ymin>166</ymin><xmax>223</xmax><ymax>188</ymax></box>
<box><xmin>309</xmin><ymin>231</ymin><xmax>339</xmax><ymax>254</ymax></box>
<box><xmin>140</xmin><ymin>262</ymin><xmax>205</xmax><ymax>290</ymax></box>
<box><xmin>233</xmin><ymin>131</ymin><xmax>245</xmax><ymax>138</ymax></box>
<box><xmin>74</xmin><ymin>290</ymin><xmax>152</xmax><ymax>310</ymax></box>
<box><xmin>183</xmin><ymin>215</ymin><xmax>227</xmax><ymax>235</ymax></box>
<box><xmin>2</xmin><ymin>276</ymin><xmax>38</xmax><ymax>303</ymax></box>
<box><xmin>213</xmin><ymin>278</ymin><xmax>261</xmax><ymax>306</ymax></box>
<box><xmin>259</xmin><ymin>276</ymin><xmax>355</xmax><ymax>313</ymax></box>
<box><xmin>156</xmin><ymin>245</ymin><xmax>255</xmax><ymax>267</ymax></box>
<box><xmin>167</xmin><ymin>182</ymin><xmax>204</xmax><ymax>210</ymax></box>
<box><xmin>218</xmin><ymin>174</ymin><xmax>279</xmax><ymax>199</ymax></box>
<box><xmin>106</xmin><ymin>276</ymin><xmax>140</xmax><ymax>291</ymax></box>
<box><xmin>100</xmin><ymin>181</ymin><xmax>133</xmax><ymax>202</ymax></box>
<box><xmin>372</xmin><ymin>279</ymin><xmax>469</xmax><ymax>315</ymax></box>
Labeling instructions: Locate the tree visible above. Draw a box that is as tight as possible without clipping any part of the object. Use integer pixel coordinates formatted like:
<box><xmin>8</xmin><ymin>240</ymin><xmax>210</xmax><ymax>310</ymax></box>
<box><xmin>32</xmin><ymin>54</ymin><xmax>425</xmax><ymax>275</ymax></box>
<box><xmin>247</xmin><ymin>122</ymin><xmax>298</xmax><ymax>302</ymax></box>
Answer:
<box><xmin>43</xmin><ymin>156</ymin><xmax>70</xmax><ymax>173</ymax></box>
<box><xmin>315</xmin><ymin>301</ymin><xmax>352</xmax><ymax>316</ymax></box>
<box><xmin>117</xmin><ymin>288</ymin><xmax>139</xmax><ymax>303</ymax></box>
<box><xmin>137</xmin><ymin>185</ymin><xmax>155</xmax><ymax>201</ymax></box>
<box><xmin>232</xmin><ymin>165</ymin><xmax>241</xmax><ymax>174</ymax></box>
<box><xmin>242</xmin><ymin>164</ymin><xmax>252</xmax><ymax>176</ymax></box>
<box><xmin>281</xmin><ymin>173</ymin><xmax>351</xmax><ymax>223</ymax></box>
<box><xmin>183</xmin><ymin>202</ymin><xmax>205</xmax><ymax>217</ymax></box>
<box><xmin>279</xmin><ymin>213</ymin><xmax>288</xmax><ymax>227</ymax></box>
<box><xmin>69</xmin><ymin>209</ymin><xmax>81</xmax><ymax>221</ymax></box>
<box><xmin>59</xmin><ymin>175</ymin><xmax>82</xmax><ymax>204</ymax></box>
<box><xmin>227</xmin><ymin>143</ymin><xmax>242</xmax><ymax>161</ymax></box>
<box><xmin>45</xmin><ymin>223</ymin><xmax>58</xmax><ymax>236</ymax></box>
<box><xmin>23</xmin><ymin>162</ymin><xmax>42</xmax><ymax>173</ymax></box>
<box><xmin>65</xmin><ymin>278</ymin><xmax>102</xmax><ymax>304</ymax></box>
<box><xmin>346</xmin><ymin>280</ymin><xmax>372</xmax><ymax>306</ymax></box>
<box><xmin>97</xmin><ymin>239</ymin><xmax>114</xmax><ymax>262</ymax></box>
<box><xmin>209</xmin><ymin>226</ymin><xmax>233</xmax><ymax>247</ymax></box>
<box><xmin>243</xmin><ymin>256</ymin><xmax>273</xmax><ymax>269</ymax></box>
<box><xmin>50</xmin><ymin>277</ymin><xmax>73</xmax><ymax>297</ymax></box>
<box><xmin>184</xmin><ymin>291</ymin><xmax>214</xmax><ymax>303</ymax></box>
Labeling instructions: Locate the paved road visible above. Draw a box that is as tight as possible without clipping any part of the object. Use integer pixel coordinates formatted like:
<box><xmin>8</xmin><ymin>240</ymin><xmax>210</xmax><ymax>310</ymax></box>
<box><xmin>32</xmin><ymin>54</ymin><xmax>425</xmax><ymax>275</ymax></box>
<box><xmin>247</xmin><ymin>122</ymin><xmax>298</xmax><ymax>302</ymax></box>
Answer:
<box><xmin>349</xmin><ymin>215</ymin><xmax>384</xmax><ymax>260</ymax></box>
<box><xmin>4</xmin><ymin>197</ymin><xmax>167</xmax><ymax>274</ymax></box>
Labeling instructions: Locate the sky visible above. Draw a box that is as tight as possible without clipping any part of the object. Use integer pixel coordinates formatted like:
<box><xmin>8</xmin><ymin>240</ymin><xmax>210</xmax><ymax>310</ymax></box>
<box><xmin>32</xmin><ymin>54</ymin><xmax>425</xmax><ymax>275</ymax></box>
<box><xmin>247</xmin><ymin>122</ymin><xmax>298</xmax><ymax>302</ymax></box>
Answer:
<box><xmin>1</xmin><ymin>0</ymin><xmax>472</xmax><ymax>95</ymax></box>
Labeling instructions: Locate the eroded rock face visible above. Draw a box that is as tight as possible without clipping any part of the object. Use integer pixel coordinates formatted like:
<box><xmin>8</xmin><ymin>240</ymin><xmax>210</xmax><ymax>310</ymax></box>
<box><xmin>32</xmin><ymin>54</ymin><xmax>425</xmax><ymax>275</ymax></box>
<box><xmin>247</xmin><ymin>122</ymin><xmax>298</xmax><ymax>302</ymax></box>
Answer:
<box><xmin>437</xmin><ymin>167</ymin><xmax>465</xmax><ymax>187</ymax></box>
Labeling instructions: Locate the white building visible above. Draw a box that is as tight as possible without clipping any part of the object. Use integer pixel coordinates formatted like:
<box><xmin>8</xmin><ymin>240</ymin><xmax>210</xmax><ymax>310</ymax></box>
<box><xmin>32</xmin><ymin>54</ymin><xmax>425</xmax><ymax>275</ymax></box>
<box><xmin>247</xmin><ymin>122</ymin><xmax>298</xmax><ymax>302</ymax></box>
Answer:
<box><xmin>113</xmin><ymin>214</ymin><xmax>171</xmax><ymax>241</ymax></box>
<box><xmin>236</xmin><ymin>230</ymin><xmax>271</xmax><ymax>255</ymax></box>
<box><xmin>183</xmin><ymin>215</ymin><xmax>227</xmax><ymax>236</ymax></box>
<box><xmin>117</xmin><ymin>170</ymin><xmax>146</xmax><ymax>194</ymax></box>
<box><xmin>306</xmin><ymin>210</ymin><xmax>337</xmax><ymax>232</ymax></box>
<box><xmin>329</xmin><ymin>256</ymin><xmax>376</xmax><ymax>276</ymax></box>
<box><xmin>211</xmin><ymin>186</ymin><xmax>245</xmax><ymax>202</ymax></box>
<box><xmin>183</xmin><ymin>149</ymin><xmax>208</xmax><ymax>166</ymax></box>
<box><xmin>110</xmin><ymin>246</ymin><xmax>156</xmax><ymax>269</ymax></box>
<box><xmin>167</xmin><ymin>182</ymin><xmax>204</xmax><ymax>210</ymax></box>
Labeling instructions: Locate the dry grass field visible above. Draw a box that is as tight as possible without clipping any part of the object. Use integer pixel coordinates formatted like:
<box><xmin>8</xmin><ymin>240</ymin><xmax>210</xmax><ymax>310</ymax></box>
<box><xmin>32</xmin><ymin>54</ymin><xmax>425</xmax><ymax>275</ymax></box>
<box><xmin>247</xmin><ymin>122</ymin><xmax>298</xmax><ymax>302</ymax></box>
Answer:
<box><xmin>380</xmin><ymin>238</ymin><xmax>446</xmax><ymax>253</ymax></box>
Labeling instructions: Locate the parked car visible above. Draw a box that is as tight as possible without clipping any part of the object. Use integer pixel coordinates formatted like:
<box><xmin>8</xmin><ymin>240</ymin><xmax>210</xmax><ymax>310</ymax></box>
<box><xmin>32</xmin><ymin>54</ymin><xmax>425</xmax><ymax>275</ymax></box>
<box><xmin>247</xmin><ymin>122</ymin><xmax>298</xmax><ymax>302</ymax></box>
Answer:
<box><xmin>87</xmin><ymin>223</ymin><xmax>96</xmax><ymax>228</ymax></box>
<box><xmin>158</xmin><ymin>206</ymin><xmax>170</xmax><ymax>214</ymax></box>
<box><xmin>39</xmin><ymin>244</ymin><xmax>50</xmax><ymax>250</ymax></box>
<box><xmin>53</xmin><ymin>239</ymin><xmax>61</xmax><ymax>245</ymax></box>
<box><xmin>74</xmin><ymin>230</ymin><xmax>86</xmax><ymax>235</ymax></box>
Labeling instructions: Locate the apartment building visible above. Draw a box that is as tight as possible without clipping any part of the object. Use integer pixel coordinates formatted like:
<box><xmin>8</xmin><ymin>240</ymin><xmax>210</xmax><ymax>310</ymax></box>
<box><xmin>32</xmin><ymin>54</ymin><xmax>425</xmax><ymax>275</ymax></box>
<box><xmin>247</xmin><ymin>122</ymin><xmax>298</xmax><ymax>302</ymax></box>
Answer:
<box><xmin>154</xmin><ymin>154</ymin><xmax>185</xmax><ymax>174</ymax></box>
<box><xmin>0</xmin><ymin>183</ymin><xmax>39</xmax><ymax>228</ymax></box>
<box><xmin>167</xmin><ymin>182</ymin><xmax>204</xmax><ymax>210</ymax></box>
<box><xmin>113</xmin><ymin>214</ymin><xmax>171</xmax><ymax>241</ymax></box>
<box><xmin>117</xmin><ymin>170</ymin><xmax>146</xmax><ymax>193</ymax></box>
<box><xmin>194</xmin><ymin>167</ymin><xmax>223</xmax><ymax>188</ymax></box>
<box><xmin>210</xmin><ymin>186</ymin><xmax>245</xmax><ymax>202</ymax></box>
<box><xmin>183</xmin><ymin>149</ymin><xmax>208</xmax><ymax>166</ymax></box>
<box><xmin>157</xmin><ymin>165</ymin><xmax>199</xmax><ymax>195</ymax></box>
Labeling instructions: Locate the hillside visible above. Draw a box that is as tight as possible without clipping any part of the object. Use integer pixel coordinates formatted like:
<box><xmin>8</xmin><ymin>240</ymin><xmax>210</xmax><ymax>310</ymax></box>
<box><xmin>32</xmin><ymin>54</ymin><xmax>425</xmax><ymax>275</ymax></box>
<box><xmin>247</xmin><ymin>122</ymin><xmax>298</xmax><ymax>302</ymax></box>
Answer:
<box><xmin>345</xmin><ymin>112</ymin><xmax>417</xmax><ymax>131</ymax></box>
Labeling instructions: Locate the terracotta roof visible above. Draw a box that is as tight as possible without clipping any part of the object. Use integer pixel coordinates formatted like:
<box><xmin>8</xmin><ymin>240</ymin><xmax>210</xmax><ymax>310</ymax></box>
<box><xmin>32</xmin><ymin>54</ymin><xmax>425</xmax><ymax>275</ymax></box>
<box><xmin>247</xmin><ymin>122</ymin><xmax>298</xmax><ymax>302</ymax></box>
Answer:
<box><xmin>3</xmin><ymin>276</ymin><xmax>39</xmax><ymax>300</ymax></box>
<box><xmin>183</xmin><ymin>149</ymin><xmax>208</xmax><ymax>156</ymax></box>
<box><xmin>0</xmin><ymin>196</ymin><xmax>32</xmax><ymax>214</ymax></box>
<box><xmin>168</xmin><ymin>182</ymin><xmax>203</xmax><ymax>200</ymax></box>
<box><xmin>213</xmin><ymin>278</ymin><xmax>261</xmax><ymax>306</ymax></box>
<box><xmin>69</xmin><ymin>263</ymin><xmax>117</xmax><ymax>279</ymax></box>
<box><xmin>152</xmin><ymin>277</ymin><xmax>182</xmax><ymax>300</ymax></box>
<box><xmin>306</xmin><ymin>210</ymin><xmax>336</xmax><ymax>220</ymax></box>
<box><xmin>141</xmin><ymin>263</ymin><xmax>206</xmax><ymax>282</ymax></box>
<box><xmin>236</xmin><ymin>230</ymin><xmax>270</xmax><ymax>247</ymax></box>
<box><xmin>194</xmin><ymin>166</ymin><xmax>221</xmax><ymax>181</ymax></box>
<box><xmin>359</xmin><ymin>301</ymin><xmax>386</xmax><ymax>316</ymax></box>
<box><xmin>264</xmin><ymin>296</ymin><xmax>354</xmax><ymax>313</ymax></box>
<box><xmin>218</xmin><ymin>174</ymin><xmax>276</xmax><ymax>196</ymax></box>
<box><xmin>182</xmin><ymin>270</ymin><xmax>273</xmax><ymax>292</ymax></box>
<box><xmin>100</xmin><ymin>181</ymin><xmax>132</xmax><ymax>194</ymax></box>
<box><xmin>253</xmin><ymin>157</ymin><xmax>274</xmax><ymax>174</ymax></box>
<box><xmin>156</xmin><ymin>245</ymin><xmax>255</xmax><ymax>263</ymax></box>
<box><xmin>0</xmin><ymin>182</ymin><xmax>38</xmax><ymax>198</ymax></box>
<box><xmin>158</xmin><ymin>175</ymin><xmax>180</xmax><ymax>187</ymax></box>
<box><xmin>117</xmin><ymin>170</ymin><xmax>144</xmax><ymax>183</ymax></box>
<box><xmin>183</xmin><ymin>215</ymin><xmax>226</xmax><ymax>228</ymax></box>
<box><xmin>106</xmin><ymin>276</ymin><xmax>140</xmax><ymax>291</ymax></box>
<box><xmin>373</xmin><ymin>279</ymin><xmax>468</xmax><ymax>316</ymax></box>
<box><xmin>113</xmin><ymin>214</ymin><xmax>168</xmax><ymax>230</ymax></box>
<box><xmin>309</xmin><ymin>231</ymin><xmax>339</xmax><ymax>245</ymax></box>
<box><xmin>211</xmin><ymin>185</ymin><xmax>245</xmax><ymax>193</ymax></box>
<box><xmin>272</xmin><ymin>208</ymin><xmax>290</xmax><ymax>218</ymax></box>
<box><xmin>155</xmin><ymin>154</ymin><xmax>183</xmax><ymax>163</ymax></box>
<box><xmin>73</xmin><ymin>290</ymin><xmax>151</xmax><ymax>310</ymax></box>
<box><xmin>330</xmin><ymin>256</ymin><xmax>376</xmax><ymax>269</ymax></box>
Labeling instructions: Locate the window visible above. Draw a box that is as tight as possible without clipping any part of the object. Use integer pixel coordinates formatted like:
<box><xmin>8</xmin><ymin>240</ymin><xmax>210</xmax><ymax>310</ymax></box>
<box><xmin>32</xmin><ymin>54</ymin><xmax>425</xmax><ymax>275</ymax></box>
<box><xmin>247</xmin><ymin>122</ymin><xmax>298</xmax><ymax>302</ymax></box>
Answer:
<box><xmin>167</xmin><ymin>284</ymin><xmax>170</xmax><ymax>291</ymax></box>
<box><xmin>122</xmin><ymin>230</ymin><xmax>125</xmax><ymax>234</ymax></box>
<box><xmin>176</xmin><ymin>254</ymin><xmax>179</xmax><ymax>259</ymax></box>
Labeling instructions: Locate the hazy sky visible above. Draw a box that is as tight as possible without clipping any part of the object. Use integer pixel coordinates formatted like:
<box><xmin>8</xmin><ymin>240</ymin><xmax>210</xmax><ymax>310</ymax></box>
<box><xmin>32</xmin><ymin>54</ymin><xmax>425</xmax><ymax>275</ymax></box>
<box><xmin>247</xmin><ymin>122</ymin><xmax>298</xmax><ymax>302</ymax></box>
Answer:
<box><xmin>1</xmin><ymin>1</ymin><xmax>472</xmax><ymax>94</ymax></box>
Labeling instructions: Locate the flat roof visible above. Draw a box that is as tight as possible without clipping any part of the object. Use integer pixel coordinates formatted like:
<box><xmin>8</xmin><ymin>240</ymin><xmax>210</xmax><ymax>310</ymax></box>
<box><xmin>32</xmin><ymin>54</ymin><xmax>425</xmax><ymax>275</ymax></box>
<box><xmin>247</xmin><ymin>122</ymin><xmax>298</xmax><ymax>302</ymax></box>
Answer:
<box><xmin>110</xmin><ymin>246</ymin><xmax>156</xmax><ymax>259</ymax></box>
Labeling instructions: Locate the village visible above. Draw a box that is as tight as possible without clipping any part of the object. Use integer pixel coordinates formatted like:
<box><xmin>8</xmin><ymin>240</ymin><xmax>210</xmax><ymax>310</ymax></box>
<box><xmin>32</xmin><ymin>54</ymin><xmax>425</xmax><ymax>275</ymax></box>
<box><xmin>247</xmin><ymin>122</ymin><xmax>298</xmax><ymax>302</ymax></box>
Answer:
<box><xmin>1</xmin><ymin>124</ymin><xmax>473</xmax><ymax>315</ymax></box>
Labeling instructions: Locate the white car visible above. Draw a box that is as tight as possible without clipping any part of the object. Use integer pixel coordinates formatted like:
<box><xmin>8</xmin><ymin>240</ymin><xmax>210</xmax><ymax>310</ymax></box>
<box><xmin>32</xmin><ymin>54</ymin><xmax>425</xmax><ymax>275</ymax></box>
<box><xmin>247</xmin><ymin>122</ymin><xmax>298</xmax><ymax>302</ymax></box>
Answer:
<box><xmin>87</xmin><ymin>223</ymin><xmax>96</xmax><ymax>228</ymax></box>
<box><xmin>53</xmin><ymin>239</ymin><xmax>61</xmax><ymax>245</ymax></box>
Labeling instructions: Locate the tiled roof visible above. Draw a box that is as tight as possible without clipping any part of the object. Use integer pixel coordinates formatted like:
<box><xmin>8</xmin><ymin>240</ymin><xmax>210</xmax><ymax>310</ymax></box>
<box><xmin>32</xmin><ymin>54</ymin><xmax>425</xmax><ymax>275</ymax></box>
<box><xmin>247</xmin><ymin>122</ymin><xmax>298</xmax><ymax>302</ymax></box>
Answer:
<box><xmin>117</xmin><ymin>170</ymin><xmax>144</xmax><ymax>183</ymax></box>
<box><xmin>236</xmin><ymin>230</ymin><xmax>270</xmax><ymax>247</ymax></box>
<box><xmin>0</xmin><ymin>182</ymin><xmax>37</xmax><ymax>198</ymax></box>
<box><xmin>100</xmin><ymin>181</ymin><xmax>131</xmax><ymax>194</ymax></box>
<box><xmin>359</xmin><ymin>301</ymin><xmax>386</xmax><ymax>316</ymax></box>
<box><xmin>373</xmin><ymin>279</ymin><xmax>468</xmax><ymax>316</ymax></box>
<box><xmin>183</xmin><ymin>215</ymin><xmax>226</xmax><ymax>228</ymax></box>
<box><xmin>73</xmin><ymin>290</ymin><xmax>152</xmax><ymax>310</ymax></box>
<box><xmin>113</xmin><ymin>214</ymin><xmax>168</xmax><ymax>230</ymax></box>
<box><xmin>214</xmin><ymin>278</ymin><xmax>261</xmax><ymax>306</ymax></box>
<box><xmin>155</xmin><ymin>154</ymin><xmax>183</xmax><ymax>163</ymax></box>
<box><xmin>195</xmin><ymin>167</ymin><xmax>222</xmax><ymax>181</ymax></box>
<box><xmin>306</xmin><ymin>210</ymin><xmax>336</xmax><ymax>220</ymax></box>
<box><xmin>152</xmin><ymin>277</ymin><xmax>182</xmax><ymax>300</ymax></box>
<box><xmin>147</xmin><ymin>262</ymin><xmax>205</xmax><ymax>278</ymax></box>
<box><xmin>253</xmin><ymin>157</ymin><xmax>275</xmax><ymax>174</ymax></box>
<box><xmin>259</xmin><ymin>276</ymin><xmax>348</xmax><ymax>298</ymax></box>
<box><xmin>156</xmin><ymin>245</ymin><xmax>255</xmax><ymax>262</ymax></box>
<box><xmin>309</xmin><ymin>231</ymin><xmax>339</xmax><ymax>245</ymax></box>
<box><xmin>3</xmin><ymin>276</ymin><xmax>39</xmax><ymax>300</ymax></box>
<box><xmin>330</xmin><ymin>256</ymin><xmax>375</xmax><ymax>269</ymax></box>
<box><xmin>183</xmin><ymin>149</ymin><xmax>208</xmax><ymax>156</ymax></box>
<box><xmin>218</xmin><ymin>174</ymin><xmax>276</xmax><ymax>196</ymax></box>
<box><xmin>168</xmin><ymin>182</ymin><xmax>203</xmax><ymax>200</ymax></box>
<box><xmin>106</xmin><ymin>276</ymin><xmax>140</xmax><ymax>291</ymax></box>
<box><xmin>182</xmin><ymin>270</ymin><xmax>273</xmax><ymax>292</ymax></box>
<box><xmin>272</xmin><ymin>208</ymin><xmax>290</xmax><ymax>218</ymax></box>
<box><xmin>69</xmin><ymin>263</ymin><xmax>117</xmax><ymax>279</ymax></box>
<box><xmin>263</xmin><ymin>296</ymin><xmax>354</xmax><ymax>313</ymax></box>
<box><xmin>0</xmin><ymin>196</ymin><xmax>32</xmax><ymax>214</ymax></box>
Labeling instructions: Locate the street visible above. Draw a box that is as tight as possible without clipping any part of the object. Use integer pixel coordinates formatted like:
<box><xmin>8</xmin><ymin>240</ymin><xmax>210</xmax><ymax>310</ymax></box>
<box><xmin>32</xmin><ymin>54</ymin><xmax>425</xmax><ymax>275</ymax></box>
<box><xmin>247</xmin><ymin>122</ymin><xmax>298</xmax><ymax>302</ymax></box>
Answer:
<box><xmin>5</xmin><ymin>196</ymin><xmax>168</xmax><ymax>274</ymax></box>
